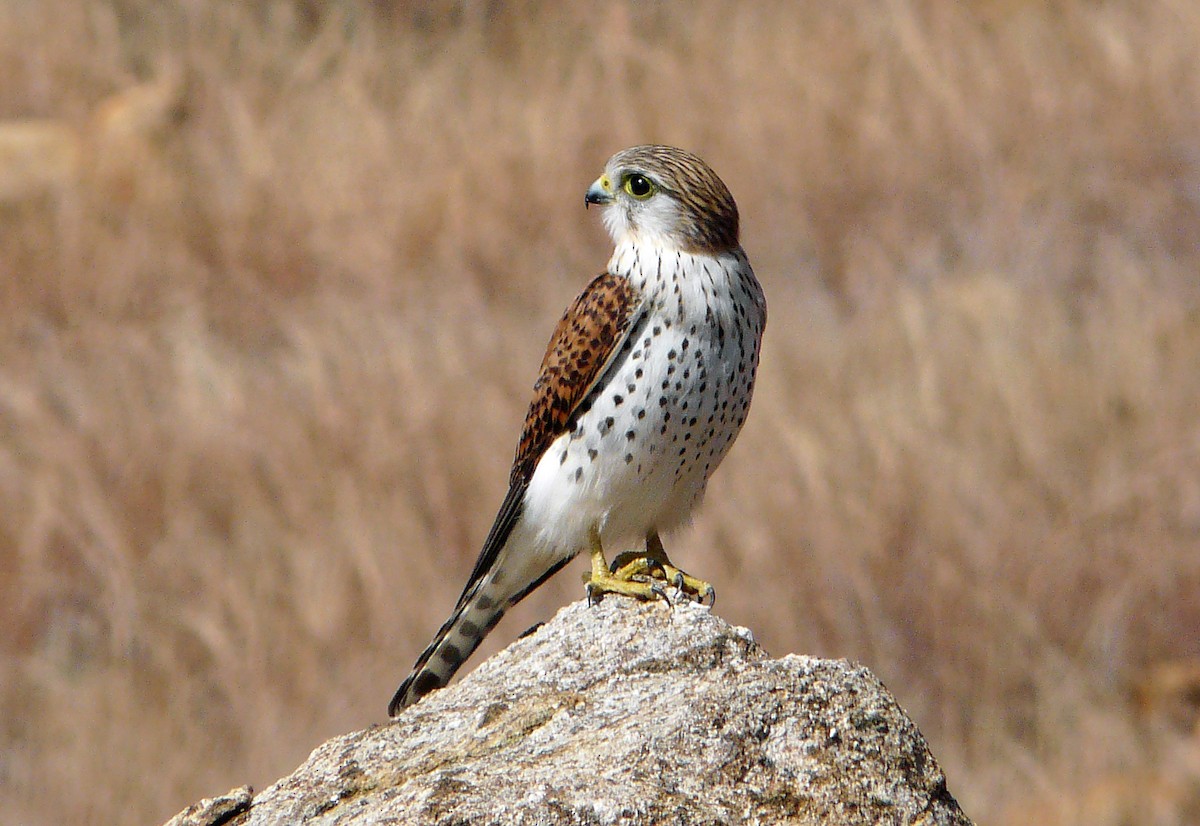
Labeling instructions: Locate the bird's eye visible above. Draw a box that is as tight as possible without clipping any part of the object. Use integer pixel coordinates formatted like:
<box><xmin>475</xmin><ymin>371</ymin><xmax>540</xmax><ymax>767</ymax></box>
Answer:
<box><xmin>623</xmin><ymin>174</ymin><xmax>655</xmax><ymax>200</ymax></box>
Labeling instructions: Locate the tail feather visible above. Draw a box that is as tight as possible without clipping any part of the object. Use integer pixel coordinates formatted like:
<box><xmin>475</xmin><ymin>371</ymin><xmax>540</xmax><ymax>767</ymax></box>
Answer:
<box><xmin>387</xmin><ymin>555</ymin><xmax>572</xmax><ymax>716</ymax></box>
<box><xmin>388</xmin><ymin>587</ymin><xmax>505</xmax><ymax>716</ymax></box>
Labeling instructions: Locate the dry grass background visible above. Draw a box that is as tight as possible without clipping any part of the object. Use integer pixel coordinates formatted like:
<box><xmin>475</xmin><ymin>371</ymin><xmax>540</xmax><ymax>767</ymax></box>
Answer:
<box><xmin>1</xmin><ymin>0</ymin><xmax>1199</xmax><ymax>823</ymax></box>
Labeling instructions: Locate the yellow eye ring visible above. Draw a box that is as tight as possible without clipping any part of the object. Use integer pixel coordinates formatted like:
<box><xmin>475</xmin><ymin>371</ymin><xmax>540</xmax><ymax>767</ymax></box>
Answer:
<box><xmin>623</xmin><ymin>173</ymin><xmax>655</xmax><ymax>200</ymax></box>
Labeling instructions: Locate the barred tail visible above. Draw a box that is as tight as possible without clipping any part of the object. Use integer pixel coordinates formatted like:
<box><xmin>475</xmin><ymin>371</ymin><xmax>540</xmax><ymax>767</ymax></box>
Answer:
<box><xmin>387</xmin><ymin>553</ymin><xmax>571</xmax><ymax>716</ymax></box>
<box><xmin>387</xmin><ymin>584</ymin><xmax>505</xmax><ymax>715</ymax></box>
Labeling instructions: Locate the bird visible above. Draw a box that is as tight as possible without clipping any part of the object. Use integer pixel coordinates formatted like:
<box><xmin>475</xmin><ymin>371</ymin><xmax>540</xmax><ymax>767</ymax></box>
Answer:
<box><xmin>388</xmin><ymin>145</ymin><xmax>766</xmax><ymax>716</ymax></box>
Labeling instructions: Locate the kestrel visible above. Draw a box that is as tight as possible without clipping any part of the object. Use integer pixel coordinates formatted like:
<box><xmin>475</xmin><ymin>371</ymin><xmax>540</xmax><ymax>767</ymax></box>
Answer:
<box><xmin>388</xmin><ymin>145</ymin><xmax>766</xmax><ymax>715</ymax></box>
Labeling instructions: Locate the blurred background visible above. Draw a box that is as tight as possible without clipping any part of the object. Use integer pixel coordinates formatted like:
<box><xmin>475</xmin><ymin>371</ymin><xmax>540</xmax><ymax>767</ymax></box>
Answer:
<box><xmin>2</xmin><ymin>1</ymin><xmax>1199</xmax><ymax>823</ymax></box>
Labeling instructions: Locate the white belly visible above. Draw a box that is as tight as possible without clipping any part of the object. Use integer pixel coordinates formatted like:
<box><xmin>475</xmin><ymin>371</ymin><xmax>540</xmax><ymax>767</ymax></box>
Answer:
<box><xmin>520</xmin><ymin>309</ymin><xmax>756</xmax><ymax>559</ymax></box>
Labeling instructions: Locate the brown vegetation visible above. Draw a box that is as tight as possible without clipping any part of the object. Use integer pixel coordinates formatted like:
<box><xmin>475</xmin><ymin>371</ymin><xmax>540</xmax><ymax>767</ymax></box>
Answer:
<box><xmin>1</xmin><ymin>1</ymin><xmax>1199</xmax><ymax>823</ymax></box>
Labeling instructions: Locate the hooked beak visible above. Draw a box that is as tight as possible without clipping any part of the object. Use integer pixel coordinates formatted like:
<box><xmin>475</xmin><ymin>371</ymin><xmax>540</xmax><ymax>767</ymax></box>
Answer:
<box><xmin>585</xmin><ymin>175</ymin><xmax>614</xmax><ymax>208</ymax></box>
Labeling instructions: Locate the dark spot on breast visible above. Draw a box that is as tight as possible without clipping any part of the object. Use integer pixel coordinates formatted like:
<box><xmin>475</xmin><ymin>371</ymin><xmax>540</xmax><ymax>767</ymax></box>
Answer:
<box><xmin>459</xmin><ymin>620</ymin><xmax>480</xmax><ymax>639</ymax></box>
<box><xmin>438</xmin><ymin>644</ymin><xmax>462</xmax><ymax>664</ymax></box>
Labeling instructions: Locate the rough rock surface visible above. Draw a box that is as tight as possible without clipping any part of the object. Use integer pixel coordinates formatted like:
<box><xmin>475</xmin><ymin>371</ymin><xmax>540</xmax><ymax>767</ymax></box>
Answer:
<box><xmin>171</xmin><ymin>598</ymin><xmax>974</xmax><ymax>825</ymax></box>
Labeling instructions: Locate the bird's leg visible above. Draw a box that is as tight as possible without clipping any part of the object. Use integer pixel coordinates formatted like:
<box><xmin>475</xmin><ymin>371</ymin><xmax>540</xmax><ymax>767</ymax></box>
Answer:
<box><xmin>611</xmin><ymin>532</ymin><xmax>715</xmax><ymax>605</ymax></box>
<box><xmin>584</xmin><ymin>525</ymin><xmax>666</xmax><ymax>604</ymax></box>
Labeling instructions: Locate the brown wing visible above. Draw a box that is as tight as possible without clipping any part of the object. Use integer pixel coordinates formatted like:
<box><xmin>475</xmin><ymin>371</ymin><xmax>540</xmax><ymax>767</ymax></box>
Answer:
<box><xmin>511</xmin><ymin>271</ymin><xmax>643</xmax><ymax>483</ymax></box>
<box><xmin>389</xmin><ymin>274</ymin><xmax>640</xmax><ymax>713</ymax></box>
<box><xmin>447</xmin><ymin>271</ymin><xmax>643</xmax><ymax>613</ymax></box>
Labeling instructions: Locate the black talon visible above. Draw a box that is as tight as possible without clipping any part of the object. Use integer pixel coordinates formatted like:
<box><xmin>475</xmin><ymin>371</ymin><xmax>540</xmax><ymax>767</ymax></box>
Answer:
<box><xmin>704</xmin><ymin>585</ymin><xmax>716</xmax><ymax>607</ymax></box>
<box><xmin>670</xmin><ymin>574</ymin><xmax>689</xmax><ymax>606</ymax></box>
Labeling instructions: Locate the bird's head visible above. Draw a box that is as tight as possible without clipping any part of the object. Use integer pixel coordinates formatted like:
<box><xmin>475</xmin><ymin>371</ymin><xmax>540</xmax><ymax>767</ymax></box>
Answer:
<box><xmin>585</xmin><ymin>145</ymin><xmax>740</xmax><ymax>255</ymax></box>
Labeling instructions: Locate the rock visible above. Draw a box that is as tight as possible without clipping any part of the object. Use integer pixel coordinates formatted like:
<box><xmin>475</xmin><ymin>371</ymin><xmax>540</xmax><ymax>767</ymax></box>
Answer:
<box><xmin>174</xmin><ymin>598</ymin><xmax>974</xmax><ymax>825</ymax></box>
<box><xmin>163</xmin><ymin>785</ymin><xmax>252</xmax><ymax>826</ymax></box>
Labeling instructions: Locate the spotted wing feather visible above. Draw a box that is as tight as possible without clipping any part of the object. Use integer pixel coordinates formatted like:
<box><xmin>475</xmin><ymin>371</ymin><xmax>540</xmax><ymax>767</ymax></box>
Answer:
<box><xmin>388</xmin><ymin>272</ymin><xmax>642</xmax><ymax>715</ymax></box>
<box><xmin>457</xmin><ymin>270</ymin><xmax>642</xmax><ymax>597</ymax></box>
<box><xmin>513</xmin><ymin>271</ymin><xmax>642</xmax><ymax>481</ymax></box>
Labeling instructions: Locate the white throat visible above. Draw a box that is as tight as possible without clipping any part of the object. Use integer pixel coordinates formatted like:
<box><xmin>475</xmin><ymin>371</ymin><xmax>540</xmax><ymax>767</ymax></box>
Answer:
<box><xmin>600</xmin><ymin>199</ymin><xmax>687</xmax><ymax>252</ymax></box>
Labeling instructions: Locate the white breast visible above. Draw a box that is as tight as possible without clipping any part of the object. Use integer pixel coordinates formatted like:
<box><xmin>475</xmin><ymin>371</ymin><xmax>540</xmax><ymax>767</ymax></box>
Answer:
<box><xmin>518</xmin><ymin>242</ymin><xmax>765</xmax><ymax>562</ymax></box>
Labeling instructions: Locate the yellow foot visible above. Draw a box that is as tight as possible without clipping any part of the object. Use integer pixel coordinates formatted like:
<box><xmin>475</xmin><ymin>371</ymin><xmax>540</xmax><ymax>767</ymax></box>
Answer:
<box><xmin>582</xmin><ymin>525</ymin><xmax>669</xmax><ymax>605</ymax></box>
<box><xmin>583</xmin><ymin>565</ymin><xmax>669</xmax><ymax>604</ymax></box>
<box><xmin>610</xmin><ymin>550</ymin><xmax>715</xmax><ymax>606</ymax></box>
<box><xmin>582</xmin><ymin>529</ymin><xmax>715</xmax><ymax>607</ymax></box>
